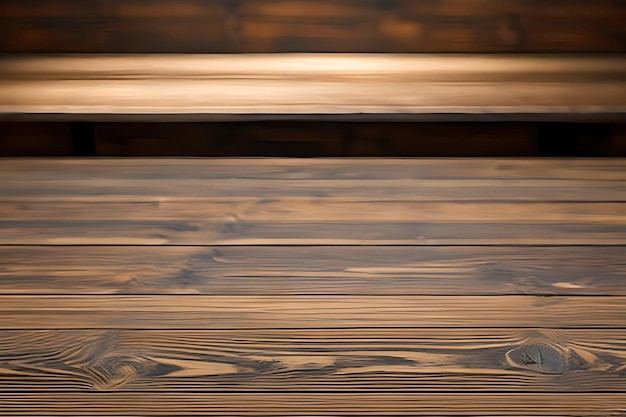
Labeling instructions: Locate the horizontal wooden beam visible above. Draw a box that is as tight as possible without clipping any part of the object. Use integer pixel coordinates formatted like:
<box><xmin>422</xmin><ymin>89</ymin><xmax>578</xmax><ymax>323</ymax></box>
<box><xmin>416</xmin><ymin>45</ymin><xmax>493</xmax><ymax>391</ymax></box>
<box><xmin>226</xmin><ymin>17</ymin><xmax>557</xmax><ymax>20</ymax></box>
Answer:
<box><xmin>0</xmin><ymin>295</ymin><xmax>624</xmax><ymax>329</ymax></box>
<box><xmin>1</xmin><ymin>54</ymin><xmax>625</xmax><ymax>121</ymax></box>
<box><xmin>1</xmin><ymin>246</ymin><xmax>624</xmax><ymax>295</ymax></box>
<box><xmin>0</xmin><ymin>329</ymin><xmax>624</xmax><ymax>392</ymax></box>
<box><xmin>2</xmin><ymin>158</ymin><xmax>625</xmax><ymax>245</ymax></box>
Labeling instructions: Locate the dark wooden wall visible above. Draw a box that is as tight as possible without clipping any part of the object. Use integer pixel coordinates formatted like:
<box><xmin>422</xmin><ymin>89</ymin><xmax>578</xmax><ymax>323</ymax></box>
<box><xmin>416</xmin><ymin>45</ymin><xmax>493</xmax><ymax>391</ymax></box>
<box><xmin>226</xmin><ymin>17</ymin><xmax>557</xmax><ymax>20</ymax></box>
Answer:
<box><xmin>2</xmin><ymin>122</ymin><xmax>625</xmax><ymax>157</ymax></box>
<box><xmin>1</xmin><ymin>0</ymin><xmax>625</xmax><ymax>53</ymax></box>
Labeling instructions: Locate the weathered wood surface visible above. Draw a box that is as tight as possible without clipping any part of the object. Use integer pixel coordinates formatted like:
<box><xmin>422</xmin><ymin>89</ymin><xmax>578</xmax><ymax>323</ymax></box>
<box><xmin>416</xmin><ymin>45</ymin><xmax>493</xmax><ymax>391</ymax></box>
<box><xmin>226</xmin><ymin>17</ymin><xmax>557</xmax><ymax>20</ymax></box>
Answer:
<box><xmin>2</xmin><ymin>246</ymin><xmax>624</xmax><ymax>295</ymax></box>
<box><xmin>2</xmin><ymin>393</ymin><xmax>625</xmax><ymax>416</ymax></box>
<box><xmin>3</xmin><ymin>158</ymin><xmax>626</xmax><ymax>194</ymax></box>
<box><xmin>1</xmin><ymin>55</ymin><xmax>625</xmax><ymax>121</ymax></box>
<box><xmin>3</xmin><ymin>200</ymin><xmax>626</xmax><ymax>245</ymax></box>
<box><xmin>0</xmin><ymin>329</ymin><xmax>624</xmax><ymax>392</ymax></box>
<box><xmin>1</xmin><ymin>159</ymin><xmax>626</xmax><ymax>245</ymax></box>
<box><xmin>1</xmin><ymin>0</ymin><xmax>625</xmax><ymax>53</ymax></box>
<box><xmin>1</xmin><ymin>295</ymin><xmax>624</xmax><ymax>329</ymax></box>
<box><xmin>0</xmin><ymin>158</ymin><xmax>624</xmax><ymax>415</ymax></box>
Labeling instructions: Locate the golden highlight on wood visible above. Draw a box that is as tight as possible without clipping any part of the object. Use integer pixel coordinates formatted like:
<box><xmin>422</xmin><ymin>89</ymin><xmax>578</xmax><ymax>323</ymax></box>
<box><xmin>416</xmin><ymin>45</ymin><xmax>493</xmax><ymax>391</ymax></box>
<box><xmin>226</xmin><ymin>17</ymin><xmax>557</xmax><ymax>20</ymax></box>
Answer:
<box><xmin>1</xmin><ymin>55</ymin><xmax>625</xmax><ymax>121</ymax></box>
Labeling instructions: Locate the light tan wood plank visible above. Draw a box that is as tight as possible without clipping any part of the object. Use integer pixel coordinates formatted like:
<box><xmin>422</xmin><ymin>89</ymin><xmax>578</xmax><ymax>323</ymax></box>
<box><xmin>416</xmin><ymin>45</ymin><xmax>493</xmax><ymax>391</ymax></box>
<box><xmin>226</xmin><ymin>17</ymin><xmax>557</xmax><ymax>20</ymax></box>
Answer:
<box><xmin>1</xmin><ymin>246</ymin><xmax>625</xmax><ymax>295</ymax></box>
<box><xmin>0</xmin><ymin>329</ymin><xmax>624</xmax><ymax>392</ymax></box>
<box><xmin>4</xmin><ymin>200</ymin><xmax>625</xmax><ymax>222</ymax></box>
<box><xmin>0</xmin><ymin>295</ymin><xmax>623</xmax><ymax>329</ymax></box>
<box><xmin>2</xmin><ymin>158</ymin><xmax>624</xmax><ymax>202</ymax></box>
<box><xmin>5</xmin><ymin>157</ymin><xmax>626</xmax><ymax>180</ymax></box>
<box><xmin>1</xmin><ymin>55</ymin><xmax>625</xmax><ymax>121</ymax></box>
<box><xmin>5</xmin><ymin>54</ymin><xmax>626</xmax><ymax>81</ymax></box>
<box><xmin>1</xmin><ymin>199</ymin><xmax>625</xmax><ymax>245</ymax></box>
<box><xmin>1</xmin><ymin>392</ymin><xmax>624</xmax><ymax>415</ymax></box>
<box><xmin>1</xmin><ymin>159</ymin><xmax>624</xmax><ymax>245</ymax></box>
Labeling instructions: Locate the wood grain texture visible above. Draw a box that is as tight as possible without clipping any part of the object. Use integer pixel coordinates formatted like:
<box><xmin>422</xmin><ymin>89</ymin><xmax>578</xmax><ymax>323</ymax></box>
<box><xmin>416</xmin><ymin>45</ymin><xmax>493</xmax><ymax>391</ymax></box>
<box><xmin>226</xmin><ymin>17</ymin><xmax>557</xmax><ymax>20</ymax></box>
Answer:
<box><xmin>1</xmin><ymin>158</ymin><xmax>624</xmax><ymax>245</ymax></box>
<box><xmin>0</xmin><ymin>295</ymin><xmax>624</xmax><ymax>329</ymax></box>
<box><xmin>1</xmin><ymin>55</ymin><xmax>625</xmax><ymax>121</ymax></box>
<box><xmin>0</xmin><ymin>329</ymin><xmax>624</xmax><ymax>393</ymax></box>
<box><xmin>4</xmin><ymin>157</ymin><xmax>626</xmax><ymax>181</ymax></box>
<box><xmin>1</xmin><ymin>393</ymin><xmax>625</xmax><ymax>416</ymax></box>
<box><xmin>2</xmin><ymin>246</ymin><xmax>624</xmax><ymax>295</ymax></box>
<box><xmin>1</xmin><ymin>0</ymin><xmax>625</xmax><ymax>53</ymax></box>
<box><xmin>0</xmin><ymin>157</ymin><xmax>624</xmax><ymax>415</ymax></box>
<box><xmin>0</xmin><ymin>158</ymin><xmax>626</xmax><ymax>183</ymax></box>
<box><xmin>2</xmin><ymin>200</ymin><xmax>626</xmax><ymax>245</ymax></box>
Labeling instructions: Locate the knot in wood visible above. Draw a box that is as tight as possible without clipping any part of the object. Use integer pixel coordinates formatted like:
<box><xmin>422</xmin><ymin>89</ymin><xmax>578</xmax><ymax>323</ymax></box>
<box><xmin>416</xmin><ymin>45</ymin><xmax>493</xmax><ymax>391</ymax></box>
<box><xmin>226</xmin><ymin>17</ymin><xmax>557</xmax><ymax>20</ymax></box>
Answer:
<box><xmin>505</xmin><ymin>333</ymin><xmax>569</xmax><ymax>374</ymax></box>
<box><xmin>89</xmin><ymin>355</ymin><xmax>154</xmax><ymax>391</ymax></box>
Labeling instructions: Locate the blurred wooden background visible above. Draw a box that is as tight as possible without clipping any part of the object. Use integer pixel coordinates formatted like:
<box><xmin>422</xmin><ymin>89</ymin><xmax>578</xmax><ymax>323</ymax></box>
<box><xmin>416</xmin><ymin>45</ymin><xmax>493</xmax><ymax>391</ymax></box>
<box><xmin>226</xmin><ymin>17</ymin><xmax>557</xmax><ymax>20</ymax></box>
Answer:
<box><xmin>1</xmin><ymin>0</ymin><xmax>625</xmax><ymax>157</ymax></box>
<box><xmin>1</xmin><ymin>0</ymin><xmax>625</xmax><ymax>53</ymax></box>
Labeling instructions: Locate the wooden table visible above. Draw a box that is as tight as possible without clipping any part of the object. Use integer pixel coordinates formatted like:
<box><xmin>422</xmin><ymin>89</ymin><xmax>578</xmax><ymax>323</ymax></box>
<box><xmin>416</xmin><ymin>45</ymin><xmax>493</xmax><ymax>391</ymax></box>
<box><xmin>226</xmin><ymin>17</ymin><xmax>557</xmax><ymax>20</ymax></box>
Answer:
<box><xmin>0</xmin><ymin>158</ymin><xmax>625</xmax><ymax>415</ymax></box>
<box><xmin>1</xmin><ymin>54</ymin><xmax>625</xmax><ymax>121</ymax></box>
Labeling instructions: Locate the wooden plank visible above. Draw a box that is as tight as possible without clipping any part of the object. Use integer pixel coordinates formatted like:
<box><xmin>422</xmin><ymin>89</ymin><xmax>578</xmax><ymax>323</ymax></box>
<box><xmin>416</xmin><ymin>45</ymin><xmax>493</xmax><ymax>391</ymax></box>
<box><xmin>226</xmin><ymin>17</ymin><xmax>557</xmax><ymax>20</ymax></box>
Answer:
<box><xmin>1</xmin><ymin>158</ymin><xmax>624</xmax><ymax>245</ymax></box>
<box><xmin>1</xmin><ymin>199</ymin><xmax>625</xmax><ymax>245</ymax></box>
<box><xmin>4</xmin><ymin>200</ymin><xmax>625</xmax><ymax>223</ymax></box>
<box><xmin>3</xmin><ymin>158</ymin><xmax>626</xmax><ymax>182</ymax></box>
<box><xmin>1</xmin><ymin>0</ymin><xmax>625</xmax><ymax>53</ymax></box>
<box><xmin>2</xmin><ymin>246</ymin><xmax>624</xmax><ymax>295</ymax></box>
<box><xmin>0</xmin><ymin>392</ymin><xmax>624</xmax><ymax>416</ymax></box>
<box><xmin>17</xmin><ymin>54</ymin><xmax>625</xmax><ymax>83</ymax></box>
<box><xmin>0</xmin><ymin>295</ymin><xmax>624</xmax><ymax>329</ymax></box>
<box><xmin>0</xmin><ymin>329</ymin><xmax>624</xmax><ymax>393</ymax></box>
<box><xmin>1</xmin><ymin>158</ymin><xmax>625</xmax><ymax>202</ymax></box>
<box><xmin>1</xmin><ymin>55</ymin><xmax>625</xmax><ymax>121</ymax></box>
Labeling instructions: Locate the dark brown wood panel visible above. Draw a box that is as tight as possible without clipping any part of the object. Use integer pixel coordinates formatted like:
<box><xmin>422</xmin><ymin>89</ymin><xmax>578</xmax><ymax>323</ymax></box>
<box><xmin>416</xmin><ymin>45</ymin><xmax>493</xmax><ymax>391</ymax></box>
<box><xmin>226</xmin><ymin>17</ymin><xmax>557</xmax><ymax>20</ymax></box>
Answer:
<box><xmin>0</xmin><ymin>295</ymin><xmax>624</xmax><ymax>329</ymax></box>
<box><xmin>2</xmin><ymin>246</ymin><xmax>624</xmax><ymax>295</ymax></box>
<box><xmin>92</xmin><ymin>122</ymin><xmax>540</xmax><ymax>157</ymax></box>
<box><xmin>95</xmin><ymin>123</ymin><xmax>215</xmax><ymax>156</ymax></box>
<box><xmin>0</xmin><ymin>123</ymin><xmax>72</xmax><ymax>156</ymax></box>
<box><xmin>5</xmin><ymin>122</ymin><xmax>625</xmax><ymax>158</ymax></box>
<box><xmin>0</xmin><ymin>329</ymin><xmax>624</xmax><ymax>392</ymax></box>
<box><xmin>1</xmin><ymin>0</ymin><xmax>624</xmax><ymax>53</ymax></box>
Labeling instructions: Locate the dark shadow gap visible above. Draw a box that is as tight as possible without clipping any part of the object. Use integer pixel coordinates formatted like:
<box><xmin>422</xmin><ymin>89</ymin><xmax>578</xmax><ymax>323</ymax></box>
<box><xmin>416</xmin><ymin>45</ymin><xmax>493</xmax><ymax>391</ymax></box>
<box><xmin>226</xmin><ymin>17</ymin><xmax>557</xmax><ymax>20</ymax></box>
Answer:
<box><xmin>1</xmin><ymin>121</ymin><xmax>625</xmax><ymax>157</ymax></box>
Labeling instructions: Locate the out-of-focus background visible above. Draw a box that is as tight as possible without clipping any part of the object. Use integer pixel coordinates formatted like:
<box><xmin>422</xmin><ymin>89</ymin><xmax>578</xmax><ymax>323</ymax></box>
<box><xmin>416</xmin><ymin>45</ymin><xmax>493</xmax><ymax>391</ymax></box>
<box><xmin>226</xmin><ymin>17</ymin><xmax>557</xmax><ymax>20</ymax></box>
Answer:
<box><xmin>1</xmin><ymin>0</ymin><xmax>625</xmax><ymax>53</ymax></box>
<box><xmin>1</xmin><ymin>0</ymin><xmax>625</xmax><ymax>157</ymax></box>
